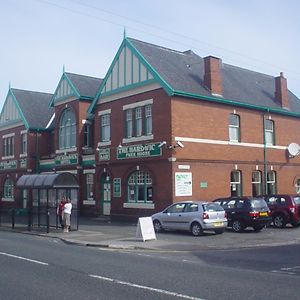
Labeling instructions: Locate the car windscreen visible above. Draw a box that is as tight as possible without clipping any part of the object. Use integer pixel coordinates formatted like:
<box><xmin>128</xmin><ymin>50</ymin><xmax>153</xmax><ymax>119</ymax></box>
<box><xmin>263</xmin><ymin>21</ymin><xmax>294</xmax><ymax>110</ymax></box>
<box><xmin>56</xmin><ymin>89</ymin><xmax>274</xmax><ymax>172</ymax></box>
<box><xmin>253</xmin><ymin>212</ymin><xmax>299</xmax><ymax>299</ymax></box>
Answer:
<box><xmin>293</xmin><ymin>197</ymin><xmax>300</xmax><ymax>205</ymax></box>
<box><xmin>203</xmin><ymin>203</ymin><xmax>224</xmax><ymax>212</ymax></box>
<box><xmin>250</xmin><ymin>199</ymin><xmax>268</xmax><ymax>208</ymax></box>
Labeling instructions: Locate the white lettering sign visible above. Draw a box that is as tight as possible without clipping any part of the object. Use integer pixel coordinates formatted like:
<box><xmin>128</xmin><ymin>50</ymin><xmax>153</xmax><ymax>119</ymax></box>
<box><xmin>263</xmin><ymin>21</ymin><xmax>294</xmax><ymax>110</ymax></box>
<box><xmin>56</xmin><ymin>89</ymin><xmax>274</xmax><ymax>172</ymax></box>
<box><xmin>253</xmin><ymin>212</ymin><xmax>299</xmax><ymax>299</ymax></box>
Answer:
<box><xmin>175</xmin><ymin>172</ymin><xmax>193</xmax><ymax>196</ymax></box>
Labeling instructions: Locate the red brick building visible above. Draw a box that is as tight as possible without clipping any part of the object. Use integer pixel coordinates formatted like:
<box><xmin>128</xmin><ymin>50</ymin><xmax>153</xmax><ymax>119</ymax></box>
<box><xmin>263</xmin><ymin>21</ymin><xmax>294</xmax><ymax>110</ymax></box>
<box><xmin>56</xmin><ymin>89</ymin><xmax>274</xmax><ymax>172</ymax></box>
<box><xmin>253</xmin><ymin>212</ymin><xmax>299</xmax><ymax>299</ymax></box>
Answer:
<box><xmin>1</xmin><ymin>37</ymin><xmax>300</xmax><ymax>220</ymax></box>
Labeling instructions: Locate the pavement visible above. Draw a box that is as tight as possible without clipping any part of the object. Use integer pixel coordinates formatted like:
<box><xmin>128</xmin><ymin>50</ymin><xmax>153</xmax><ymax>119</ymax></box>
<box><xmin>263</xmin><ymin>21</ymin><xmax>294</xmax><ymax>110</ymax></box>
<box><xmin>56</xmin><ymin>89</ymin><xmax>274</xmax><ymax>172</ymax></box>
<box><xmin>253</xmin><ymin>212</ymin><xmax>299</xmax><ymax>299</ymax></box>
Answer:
<box><xmin>1</xmin><ymin>217</ymin><xmax>300</xmax><ymax>251</ymax></box>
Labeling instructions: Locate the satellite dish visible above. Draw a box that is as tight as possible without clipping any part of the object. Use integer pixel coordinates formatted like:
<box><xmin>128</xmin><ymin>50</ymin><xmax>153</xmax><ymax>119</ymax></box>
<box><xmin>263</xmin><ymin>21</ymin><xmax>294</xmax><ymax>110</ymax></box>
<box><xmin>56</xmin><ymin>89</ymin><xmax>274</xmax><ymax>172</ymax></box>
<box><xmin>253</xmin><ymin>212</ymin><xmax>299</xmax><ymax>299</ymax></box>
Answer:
<box><xmin>287</xmin><ymin>143</ymin><xmax>300</xmax><ymax>157</ymax></box>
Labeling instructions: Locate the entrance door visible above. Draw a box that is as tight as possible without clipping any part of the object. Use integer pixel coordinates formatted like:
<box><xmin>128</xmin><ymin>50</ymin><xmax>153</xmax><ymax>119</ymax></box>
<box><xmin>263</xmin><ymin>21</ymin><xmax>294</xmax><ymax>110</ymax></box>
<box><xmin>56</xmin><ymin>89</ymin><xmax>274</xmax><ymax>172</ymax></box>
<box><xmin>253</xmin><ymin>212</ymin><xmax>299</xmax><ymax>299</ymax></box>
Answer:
<box><xmin>101</xmin><ymin>174</ymin><xmax>111</xmax><ymax>215</ymax></box>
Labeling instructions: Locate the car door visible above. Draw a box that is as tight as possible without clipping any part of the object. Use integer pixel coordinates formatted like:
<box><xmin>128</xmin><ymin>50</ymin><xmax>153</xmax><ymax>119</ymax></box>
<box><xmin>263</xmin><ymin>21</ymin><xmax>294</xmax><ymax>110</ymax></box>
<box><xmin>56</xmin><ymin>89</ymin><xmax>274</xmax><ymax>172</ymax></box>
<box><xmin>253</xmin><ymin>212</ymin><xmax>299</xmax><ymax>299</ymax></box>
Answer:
<box><xmin>160</xmin><ymin>203</ymin><xmax>186</xmax><ymax>230</ymax></box>
<box><xmin>180</xmin><ymin>202</ymin><xmax>199</xmax><ymax>230</ymax></box>
<box><xmin>223</xmin><ymin>199</ymin><xmax>236</xmax><ymax>226</ymax></box>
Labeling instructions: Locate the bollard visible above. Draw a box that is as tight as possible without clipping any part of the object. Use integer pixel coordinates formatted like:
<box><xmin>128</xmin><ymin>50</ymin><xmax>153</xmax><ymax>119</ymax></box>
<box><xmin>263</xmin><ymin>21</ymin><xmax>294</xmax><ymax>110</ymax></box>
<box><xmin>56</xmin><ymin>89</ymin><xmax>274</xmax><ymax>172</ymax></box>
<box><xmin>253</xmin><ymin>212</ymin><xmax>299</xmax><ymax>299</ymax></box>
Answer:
<box><xmin>28</xmin><ymin>209</ymin><xmax>32</xmax><ymax>232</ymax></box>
<box><xmin>46</xmin><ymin>210</ymin><xmax>50</xmax><ymax>233</ymax></box>
<box><xmin>12</xmin><ymin>209</ymin><xmax>15</xmax><ymax>229</ymax></box>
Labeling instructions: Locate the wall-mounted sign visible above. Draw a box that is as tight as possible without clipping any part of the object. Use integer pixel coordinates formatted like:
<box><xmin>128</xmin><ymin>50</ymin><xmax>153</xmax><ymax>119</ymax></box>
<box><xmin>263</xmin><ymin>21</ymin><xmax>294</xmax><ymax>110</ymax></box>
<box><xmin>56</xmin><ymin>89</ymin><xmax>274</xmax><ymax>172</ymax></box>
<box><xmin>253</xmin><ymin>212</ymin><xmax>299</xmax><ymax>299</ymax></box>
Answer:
<box><xmin>113</xmin><ymin>178</ymin><xmax>121</xmax><ymax>197</ymax></box>
<box><xmin>98</xmin><ymin>148</ymin><xmax>110</xmax><ymax>161</ymax></box>
<box><xmin>19</xmin><ymin>159</ymin><xmax>27</xmax><ymax>169</ymax></box>
<box><xmin>200</xmin><ymin>181</ymin><xmax>208</xmax><ymax>188</ymax></box>
<box><xmin>175</xmin><ymin>172</ymin><xmax>192</xmax><ymax>196</ymax></box>
<box><xmin>178</xmin><ymin>165</ymin><xmax>190</xmax><ymax>170</ymax></box>
<box><xmin>117</xmin><ymin>143</ymin><xmax>162</xmax><ymax>160</ymax></box>
<box><xmin>55</xmin><ymin>153</ymin><xmax>78</xmax><ymax>165</ymax></box>
<box><xmin>0</xmin><ymin>160</ymin><xmax>17</xmax><ymax>170</ymax></box>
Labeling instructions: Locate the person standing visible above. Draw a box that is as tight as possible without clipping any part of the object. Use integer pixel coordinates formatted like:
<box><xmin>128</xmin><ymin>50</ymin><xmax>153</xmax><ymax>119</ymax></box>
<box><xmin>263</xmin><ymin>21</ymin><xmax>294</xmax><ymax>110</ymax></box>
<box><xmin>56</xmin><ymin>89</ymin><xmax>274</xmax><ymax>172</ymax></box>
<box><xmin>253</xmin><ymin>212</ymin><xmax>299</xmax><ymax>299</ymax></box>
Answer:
<box><xmin>63</xmin><ymin>198</ymin><xmax>72</xmax><ymax>233</ymax></box>
<box><xmin>57</xmin><ymin>196</ymin><xmax>66</xmax><ymax>229</ymax></box>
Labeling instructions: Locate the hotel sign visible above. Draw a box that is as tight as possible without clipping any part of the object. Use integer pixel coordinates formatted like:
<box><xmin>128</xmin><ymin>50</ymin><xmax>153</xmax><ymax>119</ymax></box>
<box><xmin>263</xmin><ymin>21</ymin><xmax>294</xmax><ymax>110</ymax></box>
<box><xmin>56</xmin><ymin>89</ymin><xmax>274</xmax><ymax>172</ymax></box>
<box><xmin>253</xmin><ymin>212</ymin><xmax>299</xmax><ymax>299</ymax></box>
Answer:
<box><xmin>117</xmin><ymin>143</ymin><xmax>162</xmax><ymax>160</ymax></box>
<box><xmin>0</xmin><ymin>160</ymin><xmax>17</xmax><ymax>170</ymax></box>
<box><xmin>19</xmin><ymin>159</ymin><xmax>27</xmax><ymax>169</ymax></box>
<box><xmin>55</xmin><ymin>153</ymin><xmax>78</xmax><ymax>165</ymax></box>
<box><xmin>98</xmin><ymin>148</ymin><xmax>110</xmax><ymax>161</ymax></box>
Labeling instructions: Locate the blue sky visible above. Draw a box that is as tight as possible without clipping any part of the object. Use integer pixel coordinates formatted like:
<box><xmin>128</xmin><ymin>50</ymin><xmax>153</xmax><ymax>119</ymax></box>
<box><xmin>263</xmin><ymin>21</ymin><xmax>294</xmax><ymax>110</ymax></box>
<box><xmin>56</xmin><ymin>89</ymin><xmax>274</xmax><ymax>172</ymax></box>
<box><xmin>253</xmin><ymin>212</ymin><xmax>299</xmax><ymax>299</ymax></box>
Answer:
<box><xmin>0</xmin><ymin>0</ymin><xmax>299</xmax><ymax>106</ymax></box>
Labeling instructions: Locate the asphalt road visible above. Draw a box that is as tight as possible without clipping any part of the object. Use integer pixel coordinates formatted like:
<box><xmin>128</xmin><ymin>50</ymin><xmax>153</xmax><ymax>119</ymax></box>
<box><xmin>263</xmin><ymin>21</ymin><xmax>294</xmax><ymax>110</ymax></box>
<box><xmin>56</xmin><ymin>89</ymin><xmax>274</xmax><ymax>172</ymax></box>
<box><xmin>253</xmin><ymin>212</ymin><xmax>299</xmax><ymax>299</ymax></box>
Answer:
<box><xmin>0</xmin><ymin>231</ymin><xmax>299</xmax><ymax>300</ymax></box>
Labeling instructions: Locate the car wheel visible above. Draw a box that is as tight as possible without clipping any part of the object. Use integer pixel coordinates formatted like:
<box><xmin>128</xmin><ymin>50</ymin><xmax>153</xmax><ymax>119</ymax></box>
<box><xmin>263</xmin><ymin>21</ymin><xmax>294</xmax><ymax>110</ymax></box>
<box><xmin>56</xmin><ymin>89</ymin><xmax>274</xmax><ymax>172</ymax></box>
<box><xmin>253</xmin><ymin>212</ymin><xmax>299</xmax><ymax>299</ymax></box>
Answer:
<box><xmin>273</xmin><ymin>215</ymin><xmax>286</xmax><ymax>228</ymax></box>
<box><xmin>153</xmin><ymin>220</ymin><xmax>163</xmax><ymax>232</ymax></box>
<box><xmin>191</xmin><ymin>222</ymin><xmax>203</xmax><ymax>236</ymax></box>
<box><xmin>232</xmin><ymin>220</ymin><xmax>244</xmax><ymax>233</ymax></box>
<box><xmin>253</xmin><ymin>225</ymin><xmax>264</xmax><ymax>232</ymax></box>
<box><xmin>214</xmin><ymin>228</ymin><xmax>225</xmax><ymax>234</ymax></box>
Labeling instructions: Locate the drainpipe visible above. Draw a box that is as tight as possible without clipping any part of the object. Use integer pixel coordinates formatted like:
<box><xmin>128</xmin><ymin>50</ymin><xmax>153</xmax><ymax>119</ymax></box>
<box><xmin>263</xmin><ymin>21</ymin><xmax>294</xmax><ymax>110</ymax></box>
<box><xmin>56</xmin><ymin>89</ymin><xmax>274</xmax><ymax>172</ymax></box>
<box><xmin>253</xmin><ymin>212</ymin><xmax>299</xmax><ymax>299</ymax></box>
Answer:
<box><xmin>263</xmin><ymin>111</ymin><xmax>268</xmax><ymax>194</ymax></box>
<box><xmin>35</xmin><ymin>129</ymin><xmax>40</xmax><ymax>174</ymax></box>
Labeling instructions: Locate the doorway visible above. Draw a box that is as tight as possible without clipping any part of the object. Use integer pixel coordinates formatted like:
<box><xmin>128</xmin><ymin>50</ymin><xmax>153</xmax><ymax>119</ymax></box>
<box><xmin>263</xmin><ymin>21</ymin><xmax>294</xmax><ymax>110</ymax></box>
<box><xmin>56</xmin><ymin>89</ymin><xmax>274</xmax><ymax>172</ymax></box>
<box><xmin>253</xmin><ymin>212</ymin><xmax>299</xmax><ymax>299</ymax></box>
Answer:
<box><xmin>101</xmin><ymin>173</ymin><xmax>111</xmax><ymax>215</ymax></box>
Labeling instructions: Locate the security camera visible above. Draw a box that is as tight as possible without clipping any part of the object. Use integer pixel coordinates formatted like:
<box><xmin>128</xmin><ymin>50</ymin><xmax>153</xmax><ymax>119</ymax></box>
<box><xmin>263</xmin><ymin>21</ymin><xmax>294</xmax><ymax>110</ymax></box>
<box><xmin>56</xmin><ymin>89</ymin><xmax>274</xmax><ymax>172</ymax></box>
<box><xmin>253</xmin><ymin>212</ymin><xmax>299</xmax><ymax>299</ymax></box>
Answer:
<box><xmin>176</xmin><ymin>141</ymin><xmax>184</xmax><ymax>148</ymax></box>
<box><xmin>158</xmin><ymin>141</ymin><xmax>167</xmax><ymax>148</ymax></box>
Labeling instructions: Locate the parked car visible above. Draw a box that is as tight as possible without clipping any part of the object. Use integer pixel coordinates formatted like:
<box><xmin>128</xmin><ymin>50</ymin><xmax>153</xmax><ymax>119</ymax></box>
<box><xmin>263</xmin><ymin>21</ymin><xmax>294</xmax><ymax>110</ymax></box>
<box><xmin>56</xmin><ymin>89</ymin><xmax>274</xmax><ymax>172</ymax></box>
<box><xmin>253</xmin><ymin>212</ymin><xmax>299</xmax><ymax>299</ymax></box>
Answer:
<box><xmin>213</xmin><ymin>197</ymin><xmax>271</xmax><ymax>232</ymax></box>
<box><xmin>151</xmin><ymin>201</ymin><xmax>227</xmax><ymax>236</ymax></box>
<box><xmin>264</xmin><ymin>194</ymin><xmax>300</xmax><ymax>228</ymax></box>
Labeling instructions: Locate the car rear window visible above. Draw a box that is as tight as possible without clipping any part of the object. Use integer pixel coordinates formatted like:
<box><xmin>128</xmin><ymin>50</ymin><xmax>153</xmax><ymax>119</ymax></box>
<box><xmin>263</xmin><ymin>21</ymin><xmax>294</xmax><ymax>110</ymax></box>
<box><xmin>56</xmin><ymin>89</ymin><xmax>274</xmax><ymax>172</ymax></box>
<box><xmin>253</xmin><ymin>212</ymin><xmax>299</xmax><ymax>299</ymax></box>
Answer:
<box><xmin>293</xmin><ymin>197</ymin><xmax>300</xmax><ymax>205</ymax></box>
<box><xmin>250</xmin><ymin>198</ymin><xmax>268</xmax><ymax>208</ymax></box>
<box><xmin>203</xmin><ymin>203</ymin><xmax>224</xmax><ymax>212</ymax></box>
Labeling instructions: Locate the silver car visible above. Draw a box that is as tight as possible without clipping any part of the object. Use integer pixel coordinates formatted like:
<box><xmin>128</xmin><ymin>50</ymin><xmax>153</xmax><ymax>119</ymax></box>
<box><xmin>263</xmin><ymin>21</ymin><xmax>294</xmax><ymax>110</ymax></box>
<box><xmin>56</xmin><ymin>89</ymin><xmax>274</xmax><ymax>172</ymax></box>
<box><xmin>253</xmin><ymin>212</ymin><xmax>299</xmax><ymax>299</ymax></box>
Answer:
<box><xmin>151</xmin><ymin>201</ymin><xmax>227</xmax><ymax>236</ymax></box>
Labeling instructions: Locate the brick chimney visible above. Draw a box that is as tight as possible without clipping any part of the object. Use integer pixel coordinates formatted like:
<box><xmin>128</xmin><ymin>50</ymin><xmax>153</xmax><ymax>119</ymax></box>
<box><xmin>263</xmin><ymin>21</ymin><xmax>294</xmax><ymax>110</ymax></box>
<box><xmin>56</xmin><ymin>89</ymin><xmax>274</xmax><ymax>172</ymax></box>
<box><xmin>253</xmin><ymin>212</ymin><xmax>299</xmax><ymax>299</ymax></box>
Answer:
<box><xmin>275</xmin><ymin>72</ymin><xmax>289</xmax><ymax>109</ymax></box>
<box><xmin>204</xmin><ymin>56</ymin><xmax>222</xmax><ymax>96</ymax></box>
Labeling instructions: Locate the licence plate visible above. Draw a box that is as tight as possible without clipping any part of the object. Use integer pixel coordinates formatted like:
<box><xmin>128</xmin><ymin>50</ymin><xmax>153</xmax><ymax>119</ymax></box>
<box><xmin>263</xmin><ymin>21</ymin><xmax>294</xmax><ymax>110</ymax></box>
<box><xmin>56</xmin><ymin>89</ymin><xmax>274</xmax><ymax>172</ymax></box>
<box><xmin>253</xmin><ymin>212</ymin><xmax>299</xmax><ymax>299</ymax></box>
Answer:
<box><xmin>260</xmin><ymin>212</ymin><xmax>268</xmax><ymax>217</ymax></box>
<box><xmin>214</xmin><ymin>222</ymin><xmax>224</xmax><ymax>227</ymax></box>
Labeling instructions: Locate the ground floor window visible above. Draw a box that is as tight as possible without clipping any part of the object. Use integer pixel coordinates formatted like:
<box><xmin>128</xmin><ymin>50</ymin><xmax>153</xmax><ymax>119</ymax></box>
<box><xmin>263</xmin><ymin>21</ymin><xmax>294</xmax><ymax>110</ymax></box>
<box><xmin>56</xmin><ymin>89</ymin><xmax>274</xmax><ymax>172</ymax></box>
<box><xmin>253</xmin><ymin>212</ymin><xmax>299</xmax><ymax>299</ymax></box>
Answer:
<box><xmin>230</xmin><ymin>170</ymin><xmax>242</xmax><ymax>197</ymax></box>
<box><xmin>267</xmin><ymin>171</ymin><xmax>277</xmax><ymax>195</ymax></box>
<box><xmin>86</xmin><ymin>174</ymin><xmax>94</xmax><ymax>199</ymax></box>
<box><xmin>4</xmin><ymin>177</ymin><xmax>14</xmax><ymax>199</ymax></box>
<box><xmin>127</xmin><ymin>171</ymin><xmax>153</xmax><ymax>203</ymax></box>
<box><xmin>252</xmin><ymin>171</ymin><xmax>262</xmax><ymax>196</ymax></box>
<box><xmin>296</xmin><ymin>179</ymin><xmax>300</xmax><ymax>194</ymax></box>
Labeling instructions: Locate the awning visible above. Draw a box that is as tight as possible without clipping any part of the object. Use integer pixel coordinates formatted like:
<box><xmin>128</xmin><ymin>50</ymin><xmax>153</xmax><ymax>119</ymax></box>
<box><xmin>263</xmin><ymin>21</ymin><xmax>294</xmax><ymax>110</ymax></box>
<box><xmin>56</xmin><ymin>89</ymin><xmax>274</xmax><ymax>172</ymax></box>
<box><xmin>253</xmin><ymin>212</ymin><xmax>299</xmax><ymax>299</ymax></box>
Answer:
<box><xmin>17</xmin><ymin>172</ymin><xmax>79</xmax><ymax>189</ymax></box>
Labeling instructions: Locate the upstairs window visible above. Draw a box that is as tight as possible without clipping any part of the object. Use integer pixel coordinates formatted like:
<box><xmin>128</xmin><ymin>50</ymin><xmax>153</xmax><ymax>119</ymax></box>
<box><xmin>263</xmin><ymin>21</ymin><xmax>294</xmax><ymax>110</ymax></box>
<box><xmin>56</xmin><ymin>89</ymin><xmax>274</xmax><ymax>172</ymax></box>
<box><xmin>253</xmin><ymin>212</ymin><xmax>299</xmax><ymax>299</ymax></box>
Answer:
<box><xmin>145</xmin><ymin>105</ymin><xmax>152</xmax><ymax>135</ymax></box>
<box><xmin>3</xmin><ymin>136</ymin><xmax>14</xmax><ymax>157</ymax></box>
<box><xmin>125</xmin><ymin>109</ymin><xmax>133</xmax><ymax>138</ymax></box>
<box><xmin>229</xmin><ymin>114</ymin><xmax>240</xmax><ymax>142</ymax></box>
<box><xmin>135</xmin><ymin>107</ymin><xmax>142</xmax><ymax>137</ymax></box>
<box><xmin>265</xmin><ymin>119</ymin><xmax>275</xmax><ymax>145</ymax></box>
<box><xmin>59</xmin><ymin>109</ymin><xmax>76</xmax><ymax>149</ymax></box>
<box><xmin>21</xmin><ymin>133</ymin><xmax>27</xmax><ymax>155</ymax></box>
<box><xmin>83</xmin><ymin>123</ymin><xmax>92</xmax><ymax>148</ymax></box>
<box><xmin>101</xmin><ymin>114</ymin><xmax>110</xmax><ymax>142</ymax></box>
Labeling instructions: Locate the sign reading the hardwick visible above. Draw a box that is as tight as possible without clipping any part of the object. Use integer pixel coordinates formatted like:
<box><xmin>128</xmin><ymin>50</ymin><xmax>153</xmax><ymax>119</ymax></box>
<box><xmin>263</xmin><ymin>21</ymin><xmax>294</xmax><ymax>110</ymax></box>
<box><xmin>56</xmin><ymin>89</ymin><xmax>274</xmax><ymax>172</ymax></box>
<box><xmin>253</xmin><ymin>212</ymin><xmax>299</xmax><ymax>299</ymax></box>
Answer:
<box><xmin>175</xmin><ymin>172</ymin><xmax>193</xmax><ymax>196</ymax></box>
<box><xmin>117</xmin><ymin>143</ymin><xmax>162</xmax><ymax>160</ymax></box>
<box><xmin>55</xmin><ymin>153</ymin><xmax>78</xmax><ymax>165</ymax></box>
<box><xmin>0</xmin><ymin>160</ymin><xmax>17</xmax><ymax>170</ymax></box>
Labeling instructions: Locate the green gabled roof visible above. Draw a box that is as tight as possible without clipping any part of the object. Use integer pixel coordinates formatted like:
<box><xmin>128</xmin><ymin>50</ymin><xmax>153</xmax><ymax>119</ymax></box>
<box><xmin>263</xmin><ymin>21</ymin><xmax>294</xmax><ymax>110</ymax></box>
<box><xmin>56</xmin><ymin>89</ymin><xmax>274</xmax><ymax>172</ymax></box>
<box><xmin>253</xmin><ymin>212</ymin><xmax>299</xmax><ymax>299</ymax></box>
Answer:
<box><xmin>88</xmin><ymin>37</ymin><xmax>300</xmax><ymax>118</ymax></box>
<box><xmin>0</xmin><ymin>88</ymin><xmax>54</xmax><ymax>130</ymax></box>
<box><xmin>88</xmin><ymin>38</ymin><xmax>173</xmax><ymax>114</ymax></box>
<box><xmin>50</xmin><ymin>72</ymin><xmax>103</xmax><ymax>107</ymax></box>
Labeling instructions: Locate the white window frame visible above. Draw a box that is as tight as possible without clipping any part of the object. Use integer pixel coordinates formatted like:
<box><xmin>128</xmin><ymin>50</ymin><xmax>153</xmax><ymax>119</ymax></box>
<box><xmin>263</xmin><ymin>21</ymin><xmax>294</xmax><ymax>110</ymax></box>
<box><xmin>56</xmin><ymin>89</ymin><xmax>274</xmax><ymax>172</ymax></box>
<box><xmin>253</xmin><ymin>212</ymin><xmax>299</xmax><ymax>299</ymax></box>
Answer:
<box><xmin>229</xmin><ymin>114</ymin><xmax>240</xmax><ymax>142</ymax></box>
<box><xmin>101</xmin><ymin>114</ymin><xmax>111</xmax><ymax>142</ymax></box>
<box><xmin>265</xmin><ymin>119</ymin><xmax>275</xmax><ymax>145</ymax></box>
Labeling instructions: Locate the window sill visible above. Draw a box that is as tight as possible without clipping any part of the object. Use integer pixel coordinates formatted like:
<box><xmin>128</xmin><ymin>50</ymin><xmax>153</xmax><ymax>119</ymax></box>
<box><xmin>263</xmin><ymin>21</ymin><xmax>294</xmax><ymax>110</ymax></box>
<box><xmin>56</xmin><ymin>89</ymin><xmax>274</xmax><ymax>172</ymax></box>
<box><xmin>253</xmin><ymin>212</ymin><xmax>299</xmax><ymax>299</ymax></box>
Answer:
<box><xmin>98</xmin><ymin>141</ymin><xmax>111</xmax><ymax>147</ymax></box>
<box><xmin>122</xmin><ymin>135</ymin><xmax>153</xmax><ymax>144</ymax></box>
<box><xmin>123</xmin><ymin>202</ymin><xmax>154</xmax><ymax>209</ymax></box>
<box><xmin>20</xmin><ymin>153</ymin><xmax>27</xmax><ymax>158</ymax></box>
<box><xmin>56</xmin><ymin>147</ymin><xmax>77</xmax><ymax>154</ymax></box>
<box><xmin>1</xmin><ymin>197</ymin><xmax>14</xmax><ymax>202</ymax></box>
<box><xmin>2</xmin><ymin>155</ymin><xmax>14</xmax><ymax>160</ymax></box>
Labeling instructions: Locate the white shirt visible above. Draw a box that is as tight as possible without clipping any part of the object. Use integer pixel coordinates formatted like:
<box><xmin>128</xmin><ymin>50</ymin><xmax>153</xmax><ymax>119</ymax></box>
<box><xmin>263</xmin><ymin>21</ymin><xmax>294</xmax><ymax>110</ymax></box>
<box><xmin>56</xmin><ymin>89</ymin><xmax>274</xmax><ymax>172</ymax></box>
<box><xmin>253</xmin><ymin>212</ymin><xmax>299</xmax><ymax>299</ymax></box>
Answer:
<box><xmin>64</xmin><ymin>202</ymin><xmax>72</xmax><ymax>214</ymax></box>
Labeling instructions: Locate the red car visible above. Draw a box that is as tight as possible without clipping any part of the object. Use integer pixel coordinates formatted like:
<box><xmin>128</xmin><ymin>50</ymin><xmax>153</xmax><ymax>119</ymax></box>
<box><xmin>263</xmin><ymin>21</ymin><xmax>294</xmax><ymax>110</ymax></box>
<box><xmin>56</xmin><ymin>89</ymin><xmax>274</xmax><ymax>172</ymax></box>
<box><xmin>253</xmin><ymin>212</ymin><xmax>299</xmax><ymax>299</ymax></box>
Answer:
<box><xmin>264</xmin><ymin>195</ymin><xmax>300</xmax><ymax>228</ymax></box>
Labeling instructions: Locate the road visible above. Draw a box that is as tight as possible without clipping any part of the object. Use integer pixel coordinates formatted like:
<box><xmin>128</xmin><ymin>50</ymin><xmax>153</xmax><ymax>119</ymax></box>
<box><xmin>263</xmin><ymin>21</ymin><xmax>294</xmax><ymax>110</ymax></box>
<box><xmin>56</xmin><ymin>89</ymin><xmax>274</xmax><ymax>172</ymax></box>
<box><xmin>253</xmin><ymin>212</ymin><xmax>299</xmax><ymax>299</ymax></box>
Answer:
<box><xmin>0</xmin><ymin>230</ymin><xmax>299</xmax><ymax>300</ymax></box>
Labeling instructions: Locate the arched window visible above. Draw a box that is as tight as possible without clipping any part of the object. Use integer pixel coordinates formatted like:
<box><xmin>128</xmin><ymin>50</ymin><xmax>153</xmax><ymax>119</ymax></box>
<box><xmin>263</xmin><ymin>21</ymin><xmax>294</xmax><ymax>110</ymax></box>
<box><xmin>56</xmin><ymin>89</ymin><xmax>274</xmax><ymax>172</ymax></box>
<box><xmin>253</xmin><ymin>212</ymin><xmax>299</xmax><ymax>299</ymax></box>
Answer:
<box><xmin>4</xmin><ymin>177</ymin><xmax>14</xmax><ymax>199</ymax></box>
<box><xmin>127</xmin><ymin>171</ymin><xmax>153</xmax><ymax>203</ymax></box>
<box><xmin>252</xmin><ymin>171</ymin><xmax>262</xmax><ymax>196</ymax></box>
<box><xmin>59</xmin><ymin>109</ymin><xmax>76</xmax><ymax>149</ymax></box>
<box><xmin>230</xmin><ymin>170</ymin><xmax>242</xmax><ymax>197</ymax></box>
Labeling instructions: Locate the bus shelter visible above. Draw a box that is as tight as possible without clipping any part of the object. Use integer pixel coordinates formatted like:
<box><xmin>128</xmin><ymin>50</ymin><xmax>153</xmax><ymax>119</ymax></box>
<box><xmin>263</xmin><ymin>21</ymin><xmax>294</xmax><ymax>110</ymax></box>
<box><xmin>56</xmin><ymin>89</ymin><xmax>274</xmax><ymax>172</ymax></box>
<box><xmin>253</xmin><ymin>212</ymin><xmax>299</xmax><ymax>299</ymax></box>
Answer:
<box><xmin>17</xmin><ymin>172</ymin><xmax>79</xmax><ymax>231</ymax></box>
